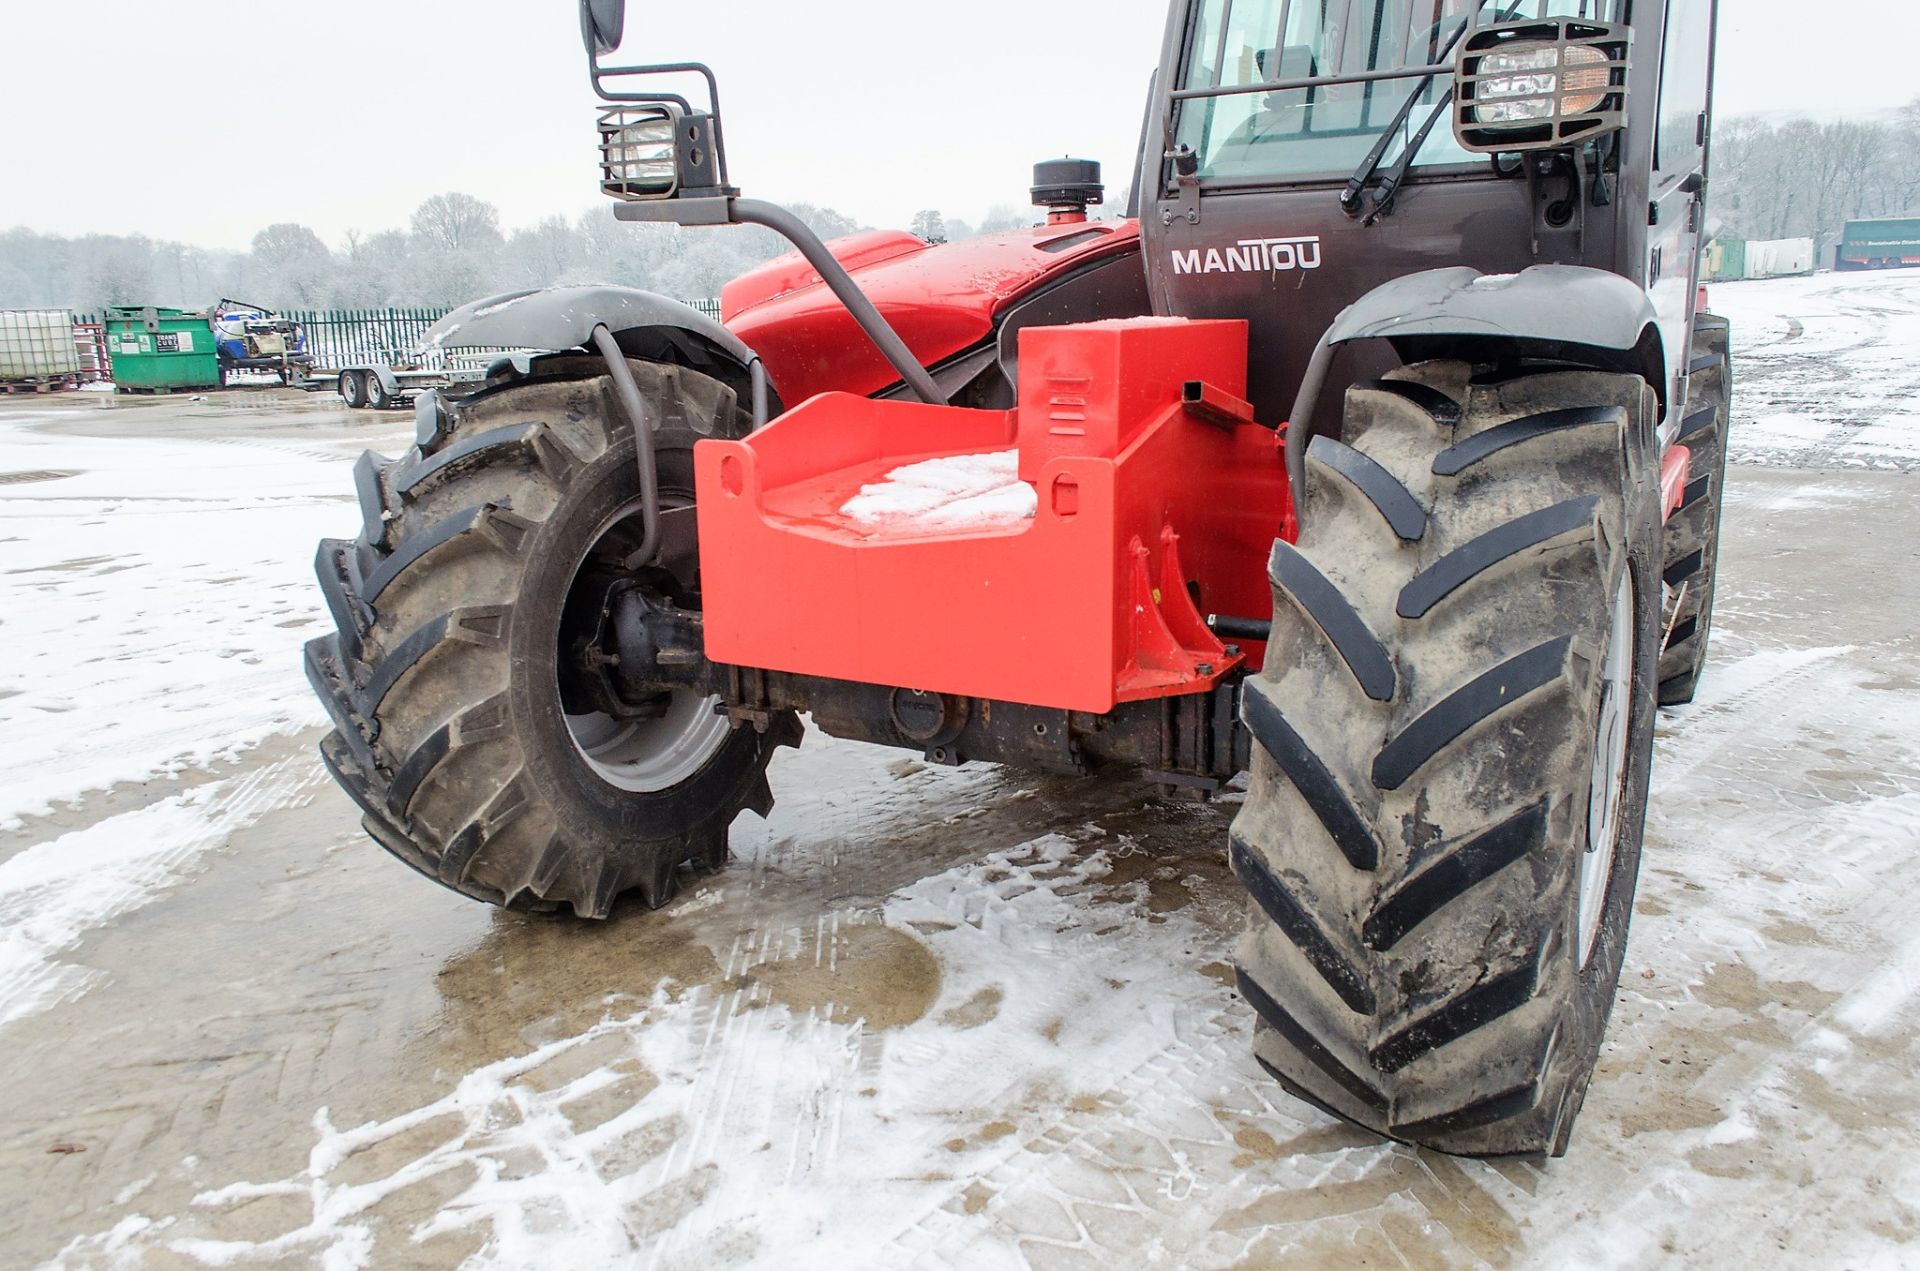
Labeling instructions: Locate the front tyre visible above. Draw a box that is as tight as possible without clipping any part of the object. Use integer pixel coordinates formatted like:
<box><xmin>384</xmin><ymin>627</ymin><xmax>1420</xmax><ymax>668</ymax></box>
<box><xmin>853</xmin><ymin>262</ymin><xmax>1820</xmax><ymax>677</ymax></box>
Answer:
<box><xmin>306</xmin><ymin>361</ymin><xmax>799</xmax><ymax>918</ymax></box>
<box><xmin>1232</xmin><ymin>362</ymin><xmax>1662</xmax><ymax>1156</ymax></box>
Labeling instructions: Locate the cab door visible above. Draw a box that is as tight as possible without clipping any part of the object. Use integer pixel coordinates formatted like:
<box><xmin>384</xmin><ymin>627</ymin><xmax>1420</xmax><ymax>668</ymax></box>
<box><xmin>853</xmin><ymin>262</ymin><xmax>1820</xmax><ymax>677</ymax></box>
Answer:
<box><xmin>1646</xmin><ymin>0</ymin><xmax>1718</xmax><ymax>429</ymax></box>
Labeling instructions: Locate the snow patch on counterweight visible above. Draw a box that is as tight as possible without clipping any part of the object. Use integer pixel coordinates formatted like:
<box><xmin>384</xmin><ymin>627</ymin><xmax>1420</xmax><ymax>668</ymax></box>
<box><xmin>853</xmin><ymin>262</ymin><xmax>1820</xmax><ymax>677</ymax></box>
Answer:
<box><xmin>838</xmin><ymin>449</ymin><xmax>1037</xmax><ymax>533</ymax></box>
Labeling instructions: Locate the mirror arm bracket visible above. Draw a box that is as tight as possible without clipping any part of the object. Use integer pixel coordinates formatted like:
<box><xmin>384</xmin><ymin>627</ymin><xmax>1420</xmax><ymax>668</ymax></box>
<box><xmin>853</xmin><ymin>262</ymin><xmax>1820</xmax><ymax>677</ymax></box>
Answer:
<box><xmin>730</xmin><ymin>199</ymin><xmax>946</xmax><ymax>407</ymax></box>
<box><xmin>614</xmin><ymin>199</ymin><xmax>945</xmax><ymax>407</ymax></box>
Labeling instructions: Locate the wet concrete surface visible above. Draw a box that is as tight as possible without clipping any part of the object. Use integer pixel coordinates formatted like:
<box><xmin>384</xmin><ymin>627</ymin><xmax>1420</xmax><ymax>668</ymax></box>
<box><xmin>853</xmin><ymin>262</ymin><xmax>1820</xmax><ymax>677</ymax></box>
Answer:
<box><xmin>2</xmin><ymin>304</ymin><xmax>1919</xmax><ymax>1267</ymax></box>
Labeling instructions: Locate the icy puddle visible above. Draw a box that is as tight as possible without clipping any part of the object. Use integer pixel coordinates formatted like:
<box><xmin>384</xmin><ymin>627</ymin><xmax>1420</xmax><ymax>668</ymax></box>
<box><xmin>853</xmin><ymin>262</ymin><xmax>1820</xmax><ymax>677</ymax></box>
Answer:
<box><xmin>0</xmin><ymin>758</ymin><xmax>319</xmax><ymax>1030</ymax></box>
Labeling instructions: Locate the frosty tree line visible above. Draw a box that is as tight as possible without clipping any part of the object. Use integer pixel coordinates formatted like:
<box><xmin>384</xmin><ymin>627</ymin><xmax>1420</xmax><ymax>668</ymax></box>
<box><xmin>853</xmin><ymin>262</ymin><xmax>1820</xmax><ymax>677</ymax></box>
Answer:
<box><xmin>3</xmin><ymin>107</ymin><xmax>1915</xmax><ymax>314</ymax></box>
<box><xmin>0</xmin><ymin>194</ymin><xmax>1038</xmax><ymax>315</ymax></box>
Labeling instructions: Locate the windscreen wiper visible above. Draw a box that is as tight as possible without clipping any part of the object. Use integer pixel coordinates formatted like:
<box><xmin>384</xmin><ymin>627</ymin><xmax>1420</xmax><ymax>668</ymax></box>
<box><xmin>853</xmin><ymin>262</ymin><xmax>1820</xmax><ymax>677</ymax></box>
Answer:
<box><xmin>1339</xmin><ymin>1</ymin><xmax>1514</xmax><ymax>218</ymax></box>
<box><xmin>1365</xmin><ymin>95</ymin><xmax>1455</xmax><ymax>224</ymax></box>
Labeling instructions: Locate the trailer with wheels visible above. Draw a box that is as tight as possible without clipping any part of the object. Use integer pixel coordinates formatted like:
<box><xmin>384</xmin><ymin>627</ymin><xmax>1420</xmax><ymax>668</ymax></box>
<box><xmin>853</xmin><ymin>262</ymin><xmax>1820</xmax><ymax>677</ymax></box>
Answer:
<box><xmin>305</xmin><ymin>0</ymin><xmax>1728</xmax><ymax>1158</ymax></box>
<box><xmin>330</xmin><ymin>362</ymin><xmax>488</xmax><ymax>410</ymax></box>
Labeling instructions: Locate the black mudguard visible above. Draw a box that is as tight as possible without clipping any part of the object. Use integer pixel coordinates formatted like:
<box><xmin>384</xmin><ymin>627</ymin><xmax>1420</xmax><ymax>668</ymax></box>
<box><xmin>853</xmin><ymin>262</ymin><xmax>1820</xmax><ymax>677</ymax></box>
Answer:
<box><xmin>420</xmin><ymin>284</ymin><xmax>765</xmax><ymax>403</ymax></box>
<box><xmin>1330</xmin><ymin>266</ymin><xmax>1658</xmax><ymax>362</ymax></box>
<box><xmin>1287</xmin><ymin>265</ymin><xmax>1668</xmax><ymax>503</ymax></box>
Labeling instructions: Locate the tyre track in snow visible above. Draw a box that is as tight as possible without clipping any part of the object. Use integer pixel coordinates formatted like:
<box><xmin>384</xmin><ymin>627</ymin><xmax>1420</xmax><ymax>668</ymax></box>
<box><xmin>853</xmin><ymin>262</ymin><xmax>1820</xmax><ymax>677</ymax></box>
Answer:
<box><xmin>1716</xmin><ymin>270</ymin><xmax>1920</xmax><ymax>472</ymax></box>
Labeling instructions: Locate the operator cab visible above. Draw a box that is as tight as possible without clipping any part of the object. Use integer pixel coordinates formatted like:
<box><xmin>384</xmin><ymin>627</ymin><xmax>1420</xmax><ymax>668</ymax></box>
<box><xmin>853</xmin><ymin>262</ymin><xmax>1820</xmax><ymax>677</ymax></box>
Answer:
<box><xmin>1141</xmin><ymin>0</ymin><xmax>1710</xmax><ymax>433</ymax></box>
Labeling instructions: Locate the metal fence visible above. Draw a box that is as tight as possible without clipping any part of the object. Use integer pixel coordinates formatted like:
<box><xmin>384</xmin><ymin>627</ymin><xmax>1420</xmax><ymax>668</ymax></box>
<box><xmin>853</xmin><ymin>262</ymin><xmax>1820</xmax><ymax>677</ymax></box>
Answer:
<box><xmin>284</xmin><ymin>307</ymin><xmax>444</xmax><ymax>371</ymax></box>
<box><xmin>291</xmin><ymin>301</ymin><xmax>724</xmax><ymax>368</ymax></box>
<box><xmin>71</xmin><ymin>299</ymin><xmax>726</xmax><ymax>376</ymax></box>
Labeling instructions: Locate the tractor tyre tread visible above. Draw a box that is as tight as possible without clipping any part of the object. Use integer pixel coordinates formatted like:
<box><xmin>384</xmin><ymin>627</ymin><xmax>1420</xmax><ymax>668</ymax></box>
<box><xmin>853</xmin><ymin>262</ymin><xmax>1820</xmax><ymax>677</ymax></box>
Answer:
<box><xmin>1233</xmin><ymin>361</ymin><xmax>1663</xmax><ymax>1157</ymax></box>
<box><xmin>306</xmin><ymin>362</ymin><xmax>798</xmax><ymax>918</ymax></box>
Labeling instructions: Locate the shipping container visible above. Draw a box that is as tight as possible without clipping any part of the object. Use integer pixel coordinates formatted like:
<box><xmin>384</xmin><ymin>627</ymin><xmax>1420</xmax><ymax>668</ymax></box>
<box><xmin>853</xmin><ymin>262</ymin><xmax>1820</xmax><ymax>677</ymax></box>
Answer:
<box><xmin>0</xmin><ymin>310</ymin><xmax>83</xmax><ymax>381</ymax></box>
<box><xmin>1704</xmin><ymin>237</ymin><xmax>1814</xmax><ymax>282</ymax></box>
<box><xmin>1837</xmin><ymin>217</ymin><xmax>1920</xmax><ymax>270</ymax></box>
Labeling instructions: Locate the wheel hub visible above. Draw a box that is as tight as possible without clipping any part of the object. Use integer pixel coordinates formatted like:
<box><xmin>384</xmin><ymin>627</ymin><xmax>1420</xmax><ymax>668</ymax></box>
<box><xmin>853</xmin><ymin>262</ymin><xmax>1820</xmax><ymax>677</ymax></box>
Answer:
<box><xmin>557</xmin><ymin>495</ymin><xmax>729</xmax><ymax>794</ymax></box>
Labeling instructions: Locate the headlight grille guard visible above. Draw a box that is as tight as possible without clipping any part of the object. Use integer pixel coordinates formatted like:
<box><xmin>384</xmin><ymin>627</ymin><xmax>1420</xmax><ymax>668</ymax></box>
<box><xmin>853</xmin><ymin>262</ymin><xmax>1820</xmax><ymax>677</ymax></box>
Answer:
<box><xmin>589</xmin><ymin>58</ymin><xmax>734</xmax><ymax>199</ymax></box>
<box><xmin>1453</xmin><ymin>18</ymin><xmax>1630</xmax><ymax>153</ymax></box>
<box><xmin>598</xmin><ymin>105</ymin><xmax>685</xmax><ymax>201</ymax></box>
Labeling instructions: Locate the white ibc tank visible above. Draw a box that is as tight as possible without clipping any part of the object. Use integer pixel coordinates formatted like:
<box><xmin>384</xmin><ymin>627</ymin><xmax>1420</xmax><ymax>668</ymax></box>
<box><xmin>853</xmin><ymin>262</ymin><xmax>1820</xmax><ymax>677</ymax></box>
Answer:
<box><xmin>0</xmin><ymin>310</ymin><xmax>82</xmax><ymax>380</ymax></box>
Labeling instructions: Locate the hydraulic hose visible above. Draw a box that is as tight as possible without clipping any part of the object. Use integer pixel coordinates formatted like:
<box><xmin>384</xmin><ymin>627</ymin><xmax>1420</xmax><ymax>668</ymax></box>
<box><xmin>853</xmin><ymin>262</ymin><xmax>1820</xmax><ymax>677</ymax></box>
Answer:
<box><xmin>591</xmin><ymin>323</ymin><xmax>663</xmax><ymax>570</ymax></box>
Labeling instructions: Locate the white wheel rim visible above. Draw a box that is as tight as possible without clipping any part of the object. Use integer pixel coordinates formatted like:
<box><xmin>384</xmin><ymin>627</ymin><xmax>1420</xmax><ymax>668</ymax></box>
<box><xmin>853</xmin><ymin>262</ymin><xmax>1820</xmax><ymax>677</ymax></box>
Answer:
<box><xmin>1579</xmin><ymin>570</ymin><xmax>1635</xmax><ymax>969</ymax></box>
<box><xmin>559</xmin><ymin>497</ymin><xmax>731</xmax><ymax>794</ymax></box>
<box><xmin>565</xmin><ymin>688</ymin><xmax>731</xmax><ymax>793</ymax></box>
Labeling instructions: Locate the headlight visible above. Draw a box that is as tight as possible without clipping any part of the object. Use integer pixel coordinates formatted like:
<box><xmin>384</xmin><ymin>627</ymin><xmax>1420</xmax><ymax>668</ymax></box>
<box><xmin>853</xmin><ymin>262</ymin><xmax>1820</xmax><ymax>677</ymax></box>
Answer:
<box><xmin>599</xmin><ymin>106</ymin><xmax>681</xmax><ymax>200</ymax></box>
<box><xmin>1471</xmin><ymin>42</ymin><xmax>1610</xmax><ymax>124</ymax></box>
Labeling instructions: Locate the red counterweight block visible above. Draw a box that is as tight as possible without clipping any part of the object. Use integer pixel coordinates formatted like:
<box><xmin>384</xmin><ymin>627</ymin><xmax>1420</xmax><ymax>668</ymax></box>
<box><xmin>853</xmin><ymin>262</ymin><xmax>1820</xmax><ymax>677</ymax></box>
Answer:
<box><xmin>694</xmin><ymin>316</ymin><xmax>1291</xmax><ymax>714</ymax></box>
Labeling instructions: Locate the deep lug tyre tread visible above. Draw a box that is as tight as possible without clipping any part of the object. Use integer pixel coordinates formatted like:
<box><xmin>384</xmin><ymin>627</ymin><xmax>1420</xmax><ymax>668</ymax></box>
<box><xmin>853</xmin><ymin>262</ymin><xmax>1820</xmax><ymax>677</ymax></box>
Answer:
<box><xmin>306</xmin><ymin>362</ymin><xmax>799</xmax><ymax>918</ymax></box>
<box><xmin>1232</xmin><ymin>361</ymin><xmax>1664</xmax><ymax>1156</ymax></box>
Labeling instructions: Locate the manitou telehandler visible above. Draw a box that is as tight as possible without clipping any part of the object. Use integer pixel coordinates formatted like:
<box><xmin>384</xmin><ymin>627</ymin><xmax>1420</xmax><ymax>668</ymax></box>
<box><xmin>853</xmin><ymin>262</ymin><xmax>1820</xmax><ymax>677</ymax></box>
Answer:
<box><xmin>306</xmin><ymin>0</ymin><xmax>1728</xmax><ymax>1156</ymax></box>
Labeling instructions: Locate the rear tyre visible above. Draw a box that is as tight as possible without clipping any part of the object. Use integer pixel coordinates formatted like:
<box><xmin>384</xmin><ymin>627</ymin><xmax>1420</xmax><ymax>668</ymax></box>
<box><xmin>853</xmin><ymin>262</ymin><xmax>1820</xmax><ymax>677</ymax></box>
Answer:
<box><xmin>306</xmin><ymin>358</ymin><xmax>799</xmax><ymax>918</ymax></box>
<box><xmin>1232</xmin><ymin>361</ymin><xmax>1662</xmax><ymax>1156</ymax></box>
<box><xmin>366</xmin><ymin>372</ymin><xmax>394</xmax><ymax>410</ymax></box>
<box><xmin>339</xmin><ymin>370</ymin><xmax>367</xmax><ymax>409</ymax></box>
<box><xmin>1658</xmin><ymin>314</ymin><xmax>1732</xmax><ymax>705</ymax></box>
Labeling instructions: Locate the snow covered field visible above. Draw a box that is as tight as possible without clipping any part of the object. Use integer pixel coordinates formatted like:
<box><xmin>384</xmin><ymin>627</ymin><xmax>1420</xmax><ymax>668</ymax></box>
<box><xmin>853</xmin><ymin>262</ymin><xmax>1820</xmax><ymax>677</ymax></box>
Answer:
<box><xmin>2</xmin><ymin>270</ymin><xmax>1918</xmax><ymax>1270</ymax></box>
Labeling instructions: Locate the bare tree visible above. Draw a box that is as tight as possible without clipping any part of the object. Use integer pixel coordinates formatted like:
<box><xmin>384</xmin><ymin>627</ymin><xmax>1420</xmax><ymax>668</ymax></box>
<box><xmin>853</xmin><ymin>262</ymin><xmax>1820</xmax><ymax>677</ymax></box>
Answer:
<box><xmin>977</xmin><ymin>204</ymin><xmax>1033</xmax><ymax>235</ymax></box>
<box><xmin>505</xmin><ymin>215</ymin><xmax>578</xmax><ymax>287</ymax></box>
<box><xmin>910</xmin><ymin>209</ymin><xmax>948</xmax><ymax>244</ymax></box>
<box><xmin>331</xmin><ymin>229</ymin><xmax>413</xmax><ymax>307</ymax></box>
<box><xmin>1888</xmin><ymin>98</ymin><xmax>1920</xmax><ymax>214</ymax></box>
<box><xmin>246</xmin><ymin>223</ymin><xmax>333</xmax><ymax>306</ymax></box>
<box><xmin>409</xmin><ymin>193</ymin><xmax>504</xmax><ymax>253</ymax></box>
<box><xmin>0</xmin><ymin>187</ymin><xmax>1080</xmax><ymax>312</ymax></box>
<box><xmin>1710</xmin><ymin>113</ymin><xmax>1916</xmax><ymax>251</ymax></box>
<box><xmin>79</xmin><ymin>237</ymin><xmax>155</xmax><ymax>312</ymax></box>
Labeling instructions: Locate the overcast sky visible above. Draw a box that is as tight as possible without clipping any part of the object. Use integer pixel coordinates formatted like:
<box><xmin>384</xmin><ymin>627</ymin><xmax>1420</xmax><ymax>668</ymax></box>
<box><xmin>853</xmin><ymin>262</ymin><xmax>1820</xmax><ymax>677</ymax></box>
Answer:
<box><xmin>3</xmin><ymin>1</ymin><xmax>1914</xmax><ymax>250</ymax></box>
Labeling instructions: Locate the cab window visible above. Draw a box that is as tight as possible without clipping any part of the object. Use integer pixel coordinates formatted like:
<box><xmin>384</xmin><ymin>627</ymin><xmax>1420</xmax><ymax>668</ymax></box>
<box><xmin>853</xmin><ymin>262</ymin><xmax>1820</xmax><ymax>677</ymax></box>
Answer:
<box><xmin>1175</xmin><ymin>0</ymin><xmax>1623</xmax><ymax>182</ymax></box>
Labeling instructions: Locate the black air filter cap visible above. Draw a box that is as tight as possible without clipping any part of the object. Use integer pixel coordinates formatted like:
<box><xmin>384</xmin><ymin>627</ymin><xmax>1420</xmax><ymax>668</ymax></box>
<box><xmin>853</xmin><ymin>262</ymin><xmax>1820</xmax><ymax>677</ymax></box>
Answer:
<box><xmin>1031</xmin><ymin>158</ymin><xmax>1104</xmax><ymax>210</ymax></box>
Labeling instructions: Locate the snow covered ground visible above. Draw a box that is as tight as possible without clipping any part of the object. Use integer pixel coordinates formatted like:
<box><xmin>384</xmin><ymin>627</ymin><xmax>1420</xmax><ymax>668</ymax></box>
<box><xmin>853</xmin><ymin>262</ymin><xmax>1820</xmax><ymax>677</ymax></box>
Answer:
<box><xmin>0</xmin><ymin>413</ymin><xmax>337</xmax><ymax>828</ymax></box>
<box><xmin>1713</xmin><ymin>268</ymin><xmax>1920</xmax><ymax>471</ymax></box>
<box><xmin>2</xmin><ymin>270</ymin><xmax>1919</xmax><ymax>1270</ymax></box>
<box><xmin>0</xmin><ymin>400</ymin><xmax>348</xmax><ymax>1035</ymax></box>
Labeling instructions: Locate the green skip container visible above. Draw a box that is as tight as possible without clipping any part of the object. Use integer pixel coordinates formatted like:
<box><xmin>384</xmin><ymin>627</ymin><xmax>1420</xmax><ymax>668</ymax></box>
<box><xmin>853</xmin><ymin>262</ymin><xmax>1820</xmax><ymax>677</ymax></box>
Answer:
<box><xmin>105</xmin><ymin>307</ymin><xmax>221</xmax><ymax>392</ymax></box>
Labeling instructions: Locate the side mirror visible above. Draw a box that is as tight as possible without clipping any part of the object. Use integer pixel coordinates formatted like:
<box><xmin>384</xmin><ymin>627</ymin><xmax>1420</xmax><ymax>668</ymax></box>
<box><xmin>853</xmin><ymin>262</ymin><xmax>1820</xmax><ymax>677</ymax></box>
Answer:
<box><xmin>579</xmin><ymin>0</ymin><xmax>625</xmax><ymax>57</ymax></box>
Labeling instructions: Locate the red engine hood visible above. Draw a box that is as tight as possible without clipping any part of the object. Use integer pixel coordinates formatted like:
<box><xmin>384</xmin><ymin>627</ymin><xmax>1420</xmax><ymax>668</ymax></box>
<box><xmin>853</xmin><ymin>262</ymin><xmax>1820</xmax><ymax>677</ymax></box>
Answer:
<box><xmin>722</xmin><ymin>219</ymin><xmax>1142</xmax><ymax>406</ymax></box>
